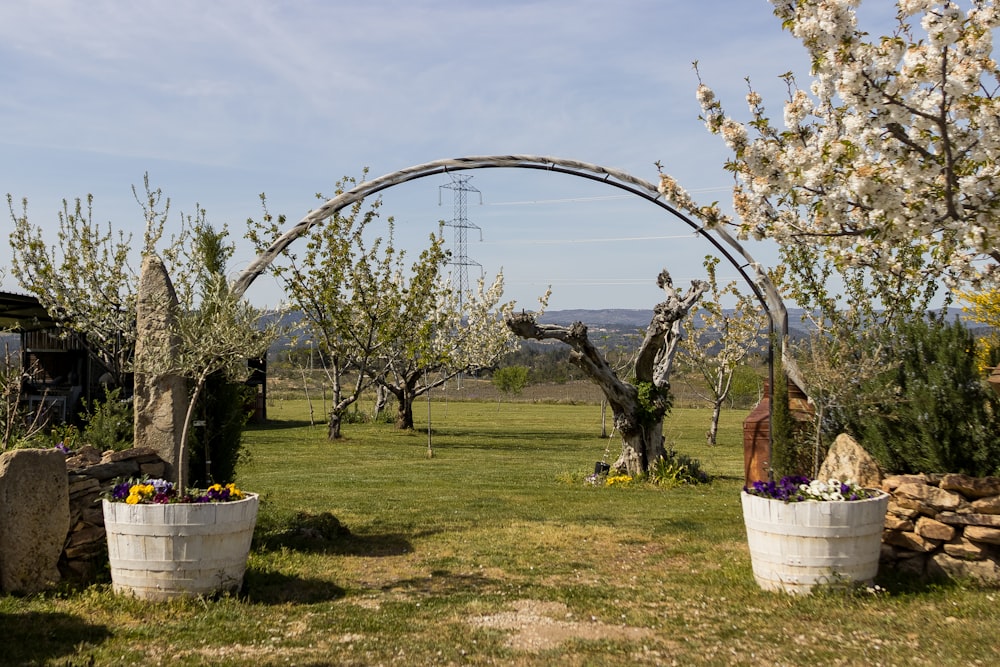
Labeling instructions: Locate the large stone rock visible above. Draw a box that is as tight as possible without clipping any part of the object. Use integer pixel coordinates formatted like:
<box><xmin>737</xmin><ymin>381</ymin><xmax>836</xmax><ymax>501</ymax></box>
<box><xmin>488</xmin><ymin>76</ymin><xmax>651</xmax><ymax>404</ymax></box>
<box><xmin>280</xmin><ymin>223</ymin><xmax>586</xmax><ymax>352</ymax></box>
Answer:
<box><xmin>895</xmin><ymin>482</ymin><xmax>967</xmax><ymax>513</ymax></box>
<box><xmin>927</xmin><ymin>552</ymin><xmax>1000</xmax><ymax>585</ymax></box>
<box><xmin>940</xmin><ymin>474</ymin><xmax>1000</xmax><ymax>499</ymax></box>
<box><xmin>937</xmin><ymin>512</ymin><xmax>1000</xmax><ymax>528</ymax></box>
<box><xmin>818</xmin><ymin>433</ymin><xmax>883</xmax><ymax>489</ymax></box>
<box><xmin>884</xmin><ymin>514</ymin><xmax>914</xmax><ymax>532</ymax></box>
<box><xmin>0</xmin><ymin>449</ymin><xmax>70</xmax><ymax>594</ymax></box>
<box><xmin>882</xmin><ymin>529</ymin><xmax>940</xmax><ymax>552</ymax></box>
<box><xmin>882</xmin><ymin>473</ymin><xmax>930</xmax><ymax>491</ymax></box>
<box><xmin>943</xmin><ymin>535</ymin><xmax>988</xmax><ymax>560</ymax></box>
<box><xmin>964</xmin><ymin>525</ymin><xmax>1000</xmax><ymax>546</ymax></box>
<box><xmin>915</xmin><ymin>516</ymin><xmax>956</xmax><ymax>542</ymax></box>
<box><xmin>971</xmin><ymin>495</ymin><xmax>1000</xmax><ymax>515</ymax></box>
<box><xmin>133</xmin><ymin>254</ymin><xmax>187</xmax><ymax>485</ymax></box>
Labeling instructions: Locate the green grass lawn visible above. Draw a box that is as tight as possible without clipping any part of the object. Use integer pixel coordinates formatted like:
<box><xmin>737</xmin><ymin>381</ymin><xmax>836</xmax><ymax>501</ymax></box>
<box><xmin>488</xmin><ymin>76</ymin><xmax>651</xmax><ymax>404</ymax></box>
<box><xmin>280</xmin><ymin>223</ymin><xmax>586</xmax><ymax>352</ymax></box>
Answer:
<box><xmin>3</xmin><ymin>400</ymin><xmax>999</xmax><ymax>666</ymax></box>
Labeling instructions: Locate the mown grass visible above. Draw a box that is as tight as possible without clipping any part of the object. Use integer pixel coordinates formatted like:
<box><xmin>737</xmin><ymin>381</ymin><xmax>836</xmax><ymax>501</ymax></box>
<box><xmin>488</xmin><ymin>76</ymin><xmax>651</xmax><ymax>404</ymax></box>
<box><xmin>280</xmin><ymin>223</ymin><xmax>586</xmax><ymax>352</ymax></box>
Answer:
<box><xmin>4</xmin><ymin>399</ymin><xmax>999</xmax><ymax>666</ymax></box>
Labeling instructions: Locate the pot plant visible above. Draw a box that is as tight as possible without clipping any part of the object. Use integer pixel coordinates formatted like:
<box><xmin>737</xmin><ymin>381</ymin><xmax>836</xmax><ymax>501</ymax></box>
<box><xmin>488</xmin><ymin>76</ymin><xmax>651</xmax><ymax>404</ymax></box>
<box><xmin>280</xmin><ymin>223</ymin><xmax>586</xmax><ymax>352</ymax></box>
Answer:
<box><xmin>741</xmin><ymin>476</ymin><xmax>889</xmax><ymax>595</ymax></box>
<box><xmin>102</xmin><ymin>478</ymin><xmax>258</xmax><ymax>600</ymax></box>
<box><xmin>105</xmin><ymin>235</ymin><xmax>278</xmax><ymax>599</ymax></box>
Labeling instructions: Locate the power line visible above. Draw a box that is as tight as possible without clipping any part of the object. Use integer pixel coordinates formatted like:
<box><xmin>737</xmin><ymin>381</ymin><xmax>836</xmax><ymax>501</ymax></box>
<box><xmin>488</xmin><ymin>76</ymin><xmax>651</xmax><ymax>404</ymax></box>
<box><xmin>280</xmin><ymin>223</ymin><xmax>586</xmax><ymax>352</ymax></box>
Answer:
<box><xmin>486</xmin><ymin>186</ymin><xmax>731</xmax><ymax>207</ymax></box>
<box><xmin>482</xmin><ymin>234</ymin><xmax>699</xmax><ymax>245</ymax></box>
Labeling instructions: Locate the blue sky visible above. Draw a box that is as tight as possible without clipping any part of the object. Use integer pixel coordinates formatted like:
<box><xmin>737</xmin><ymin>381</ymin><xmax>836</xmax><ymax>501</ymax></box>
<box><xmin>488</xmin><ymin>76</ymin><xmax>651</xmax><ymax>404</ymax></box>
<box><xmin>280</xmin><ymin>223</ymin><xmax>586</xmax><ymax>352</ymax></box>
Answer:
<box><xmin>0</xmin><ymin>1</ymin><xmax>897</xmax><ymax>311</ymax></box>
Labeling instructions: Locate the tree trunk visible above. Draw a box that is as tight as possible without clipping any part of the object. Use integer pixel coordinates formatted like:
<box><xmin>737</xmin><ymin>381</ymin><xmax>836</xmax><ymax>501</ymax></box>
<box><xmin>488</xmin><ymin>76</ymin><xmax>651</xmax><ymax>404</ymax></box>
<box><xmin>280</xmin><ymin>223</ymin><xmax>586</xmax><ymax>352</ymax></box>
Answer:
<box><xmin>612</xmin><ymin>417</ymin><xmax>666</xmax><ymax>476</ymax></box>
<box><xmin>395</xmin><ymin>389</ymin><xmax>415</xmax><ymax>430</ymax></box>
<box><xmin>327</xmin><ymin>410</ymin><xmax>343</xmax><ymax>439</ymax></box>
<box><xmin>707</xmin><ymin>399</ymin><xmax>723</xmax><ymax>446</ymax></box>
<box><xmin>505</xmin><ymin>316</ymin><xmax>667</xmax><ymax>476</ymax></box>
<box><xmin>372</xmin><ymin>384</ymin><xmax>388</xmax><ymax>419</ymax></box>
<box><xmin>506</xmin><ymin>269</ymin><xmax>706</xmax><ymax>478</ymax></box>
<box><xmin>385</xmin><ymin>375</ymin><xmax>420</xmax><ymax>430</ymax></box>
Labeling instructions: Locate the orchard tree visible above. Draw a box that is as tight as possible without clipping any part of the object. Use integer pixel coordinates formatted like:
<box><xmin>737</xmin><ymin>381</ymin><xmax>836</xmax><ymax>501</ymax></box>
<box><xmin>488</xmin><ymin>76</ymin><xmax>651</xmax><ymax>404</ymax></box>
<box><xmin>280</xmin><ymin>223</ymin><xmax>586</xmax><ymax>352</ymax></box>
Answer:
<box><xmin>679</xmin><ymin>256</ymin><xmax>766</xmax><ymax>445</ymax></box>
<box><xmin>377</xmin><ymin>267</ymin><xmax>520</xmax><ymax>430</ymax></box>
<box><xmin>508</xmin><ymin>270</ymin><xmax>707</xmax><ymax>476</ymax></box>
<box><xmin>247</xmin><ymin>175</ymin><xmax>405</xmax><ymax>439</ymax></box>
<box><xmin>248</xmin><ymin>173</ymin><xmax>521</xmax><ymax>435</ymax></box>
<box><xmin>8</xmin><ymin>176</ymin><xmax>184</xmax><ymax>386</ymax></box>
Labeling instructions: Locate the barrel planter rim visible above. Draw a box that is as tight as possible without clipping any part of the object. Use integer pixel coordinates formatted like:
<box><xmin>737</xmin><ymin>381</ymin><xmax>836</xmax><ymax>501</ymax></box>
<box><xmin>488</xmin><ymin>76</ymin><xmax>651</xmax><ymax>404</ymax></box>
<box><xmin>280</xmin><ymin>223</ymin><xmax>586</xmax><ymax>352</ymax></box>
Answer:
<box><xmin>740</xmin><ymin>488</ymin><xmax>890</xmax><ymax>595</ymax></box>
<box><xmin>102</xmin><ymin>492</ymin><xmax>259</xmax><ymax>601</ymax></box>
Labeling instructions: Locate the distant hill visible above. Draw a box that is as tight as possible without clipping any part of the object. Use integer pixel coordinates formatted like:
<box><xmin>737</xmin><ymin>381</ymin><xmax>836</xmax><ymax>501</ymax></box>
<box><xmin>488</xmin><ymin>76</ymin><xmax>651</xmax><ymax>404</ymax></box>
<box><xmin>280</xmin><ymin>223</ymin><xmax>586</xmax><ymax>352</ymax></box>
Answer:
<box><xmin>537</xmin><ymin>309</ymin><xmax>652</xmax><ymax>329</ymax></box>
<box><xmin>537</xmin><ymin>306</ymin><xmax>965</xmax><ymax>340</ymax></box>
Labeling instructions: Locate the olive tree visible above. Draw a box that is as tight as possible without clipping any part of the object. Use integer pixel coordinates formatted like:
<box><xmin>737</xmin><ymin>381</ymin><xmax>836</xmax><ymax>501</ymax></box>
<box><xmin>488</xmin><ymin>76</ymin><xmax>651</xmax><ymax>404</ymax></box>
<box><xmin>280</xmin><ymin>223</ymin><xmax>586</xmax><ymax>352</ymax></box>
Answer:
<box><xmin>508</xmin><ymin>270</ymin><xmax>706</xmax><ymax>476</ymax></box>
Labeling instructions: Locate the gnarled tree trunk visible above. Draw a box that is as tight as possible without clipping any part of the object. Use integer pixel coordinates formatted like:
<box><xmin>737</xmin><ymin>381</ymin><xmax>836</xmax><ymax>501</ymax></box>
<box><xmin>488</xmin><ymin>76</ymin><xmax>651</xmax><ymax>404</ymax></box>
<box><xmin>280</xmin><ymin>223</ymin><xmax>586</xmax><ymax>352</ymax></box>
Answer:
<box><xmin>506</xmin><ymin>270</ymin><xmax>707</xmax><ymax>476</ymax></box>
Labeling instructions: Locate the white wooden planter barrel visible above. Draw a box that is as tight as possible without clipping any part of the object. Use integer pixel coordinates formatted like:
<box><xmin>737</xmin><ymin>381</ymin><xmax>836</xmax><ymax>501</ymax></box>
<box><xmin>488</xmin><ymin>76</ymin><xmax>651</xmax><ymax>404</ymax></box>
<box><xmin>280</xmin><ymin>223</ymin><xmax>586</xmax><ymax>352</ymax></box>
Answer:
<box><xmin>102</xmin><ymin>493</ymin><xmax>258</xmax><ymax>600</ymax></box>
<box><xmin>741</xmin><ymin>490</ymin><xmax>889</xmax><ymax>595</ymax></box>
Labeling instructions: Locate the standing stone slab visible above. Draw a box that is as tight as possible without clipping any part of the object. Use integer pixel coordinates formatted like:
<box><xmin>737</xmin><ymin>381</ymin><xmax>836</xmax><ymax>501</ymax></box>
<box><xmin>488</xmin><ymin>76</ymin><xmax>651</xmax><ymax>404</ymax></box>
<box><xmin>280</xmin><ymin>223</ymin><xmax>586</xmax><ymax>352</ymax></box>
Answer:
<box><xmin>133</xmin><ymin>254</ymin><xmax>187</xmax><ymax>485</ymax></box>
<box><xmin>0</xmin><ymin>449</ymin><xmax>70</xmax><ymax>593</ymax></box>
<box><xmin>818</xmin><ymin>433</ymin><xmax>883</xmax><ymax>489</ymax></box>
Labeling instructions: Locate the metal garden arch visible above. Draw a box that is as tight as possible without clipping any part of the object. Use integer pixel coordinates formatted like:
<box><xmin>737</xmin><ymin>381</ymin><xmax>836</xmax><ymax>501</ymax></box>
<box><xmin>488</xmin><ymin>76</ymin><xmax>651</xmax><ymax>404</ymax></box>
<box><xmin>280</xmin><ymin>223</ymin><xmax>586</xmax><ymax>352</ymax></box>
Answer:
<box><xmin>232</xmin><ymin>155</ymin><xmax>796</xmax><ymax>471</ymax></box>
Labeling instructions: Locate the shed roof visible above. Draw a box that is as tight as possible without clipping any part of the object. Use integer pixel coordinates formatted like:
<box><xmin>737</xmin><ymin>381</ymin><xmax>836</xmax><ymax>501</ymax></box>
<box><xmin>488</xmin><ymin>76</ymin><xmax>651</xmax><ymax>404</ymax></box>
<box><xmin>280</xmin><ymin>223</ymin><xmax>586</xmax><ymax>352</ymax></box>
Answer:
<box><xmin>0</xmin><ymin>291</ymin><xmax>57</xmax><ymax>331</ymax></box>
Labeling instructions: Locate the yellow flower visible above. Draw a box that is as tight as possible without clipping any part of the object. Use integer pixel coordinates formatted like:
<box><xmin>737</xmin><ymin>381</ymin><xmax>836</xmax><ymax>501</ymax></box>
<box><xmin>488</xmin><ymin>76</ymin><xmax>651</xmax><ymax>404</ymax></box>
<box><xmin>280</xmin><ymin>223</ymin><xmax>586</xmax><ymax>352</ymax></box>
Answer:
<box><xmin>225</xmin><ymin>483</ymin><xmax>244</xmax><ymax>499</ymax></box>
<box><xmin>125</xmin><ymin>493</ymin><xmax>141</xmax><ymax>504</ymax></box>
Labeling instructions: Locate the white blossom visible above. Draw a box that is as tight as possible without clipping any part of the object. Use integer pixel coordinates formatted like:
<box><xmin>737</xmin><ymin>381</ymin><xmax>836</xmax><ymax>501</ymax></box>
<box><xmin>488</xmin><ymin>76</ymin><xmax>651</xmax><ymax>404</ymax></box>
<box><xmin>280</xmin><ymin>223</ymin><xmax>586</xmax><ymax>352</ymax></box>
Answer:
<box><xmin>674</xmin><ymin>0</ymin><xmax>1000</xmax><ymax>291</ymax></box>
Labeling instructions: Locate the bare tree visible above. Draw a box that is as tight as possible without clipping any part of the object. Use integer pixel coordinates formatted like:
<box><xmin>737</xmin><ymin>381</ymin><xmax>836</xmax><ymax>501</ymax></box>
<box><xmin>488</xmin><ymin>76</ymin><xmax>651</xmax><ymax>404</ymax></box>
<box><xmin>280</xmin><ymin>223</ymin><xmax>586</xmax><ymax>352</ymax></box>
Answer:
<box><xmin>507</xmin><ymin>270</ymin><xmax>707</xmax><ymax>476</ymax></box>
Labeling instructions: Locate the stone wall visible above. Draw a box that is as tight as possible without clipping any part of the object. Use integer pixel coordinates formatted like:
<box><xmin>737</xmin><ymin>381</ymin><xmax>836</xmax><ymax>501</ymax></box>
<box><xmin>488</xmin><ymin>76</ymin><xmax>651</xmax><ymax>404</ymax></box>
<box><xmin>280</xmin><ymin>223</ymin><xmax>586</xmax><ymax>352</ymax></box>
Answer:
<box><xmin>880</xmin><ymin>473</ymin><xmax>1000</xmax><ymax>585</ymax></box>
<box><xmin>60</xmin><ymin>446</ymin><xmax>167</xmax><ymax>582</ymax></box>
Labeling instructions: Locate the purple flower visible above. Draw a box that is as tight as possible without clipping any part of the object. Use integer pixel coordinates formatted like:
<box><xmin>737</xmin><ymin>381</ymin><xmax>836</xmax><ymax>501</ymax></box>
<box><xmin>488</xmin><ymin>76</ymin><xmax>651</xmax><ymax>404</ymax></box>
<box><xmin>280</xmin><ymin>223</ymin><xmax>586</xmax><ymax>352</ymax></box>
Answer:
<box><xmin>745</xmin><ymin>475</ymin><xmax>879</xmax><ymax>502</ymax></box>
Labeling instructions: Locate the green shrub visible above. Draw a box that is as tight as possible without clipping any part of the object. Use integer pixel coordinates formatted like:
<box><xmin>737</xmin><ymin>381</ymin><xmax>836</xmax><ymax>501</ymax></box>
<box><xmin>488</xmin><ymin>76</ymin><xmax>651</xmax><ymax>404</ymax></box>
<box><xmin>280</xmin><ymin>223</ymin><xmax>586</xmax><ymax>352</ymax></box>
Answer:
<box><xmin>80</xmin><ymin>387</ymin><xmax>133</xmax><ymax>451</ymax></box>
<box><xmin>649</xmin><ymin>448</ymin><xmax>710</xmax><ymax>486</ymax></box>
<box><xmin>847</xmin><ymin>317</ymin><xmax>1000</xmax><ymax>476</ymax></box>
<box><xmin>187</xmin><ymin>374</ymin><xmax>253</xmax><ymax>486</ymax></box>
<box><xmin>492</xmin><ymin>365</ymin><xmax>530</xmax><ymax>399</ymax></box>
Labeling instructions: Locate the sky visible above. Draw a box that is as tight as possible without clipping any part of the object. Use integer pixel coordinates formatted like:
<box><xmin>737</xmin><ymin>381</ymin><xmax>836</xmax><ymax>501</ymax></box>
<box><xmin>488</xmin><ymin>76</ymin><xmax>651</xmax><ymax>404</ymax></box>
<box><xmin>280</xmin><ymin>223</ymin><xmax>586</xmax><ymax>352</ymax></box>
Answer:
<box><xmin>0</xmin><ymin>0</ymin><xmax>899</xmax><ymax>312</ymax></box>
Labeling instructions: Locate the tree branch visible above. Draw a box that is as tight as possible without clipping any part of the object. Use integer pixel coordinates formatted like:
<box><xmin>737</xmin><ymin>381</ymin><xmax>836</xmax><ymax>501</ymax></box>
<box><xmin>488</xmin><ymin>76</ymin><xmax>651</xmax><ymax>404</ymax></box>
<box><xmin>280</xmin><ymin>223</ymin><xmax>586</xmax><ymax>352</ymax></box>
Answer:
<box><xmin>635</xmin><ymin>270</ymin><xmax>708</xmax><ymax>386</ymax></box>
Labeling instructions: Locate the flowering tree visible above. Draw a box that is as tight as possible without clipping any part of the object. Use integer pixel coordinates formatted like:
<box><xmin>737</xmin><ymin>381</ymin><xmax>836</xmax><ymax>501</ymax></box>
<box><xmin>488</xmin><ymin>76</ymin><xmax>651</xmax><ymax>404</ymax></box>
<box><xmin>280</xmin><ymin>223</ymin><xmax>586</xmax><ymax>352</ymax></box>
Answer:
<box><xmin>665</xmin><ymin>1</ymin><xmax>1000</xmax><ymax>295</ymax></box>
<box><xmin>656</xmin><ymin>1</ymin><xmax>999</xmax><ymax>459</ymax></box>
<box><xmin>248</xmin><ymin>177</ymin><xmax>408</xmax><ymax>439</ymax></box>
<box><xmin>8</xmin><ymin>176</ymin><xmax>184</xmax><ymax>386</ymax></box>
<box><xmin>679</xmin><ymin>256</ymin><xmax>767</xmax><ymax>445</ymax></box>
<box><xmin>248</xmin><ymin>174</ymin><xmax>521</xmax><ymax>434</ymax></box>
<box><xmin>377</xmin><ymin>266</ymin><xmax>520</xmax><ymax>430</ymax></box>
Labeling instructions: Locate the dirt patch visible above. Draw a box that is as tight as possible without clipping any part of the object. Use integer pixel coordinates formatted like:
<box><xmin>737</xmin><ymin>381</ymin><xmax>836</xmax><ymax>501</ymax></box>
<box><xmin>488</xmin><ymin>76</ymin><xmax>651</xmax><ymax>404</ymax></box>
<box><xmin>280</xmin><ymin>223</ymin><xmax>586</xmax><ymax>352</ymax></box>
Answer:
<box><xmin>469</xmin><ymin>598</ymin><xmax>654</xmax><ymax>652</ymax></box>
